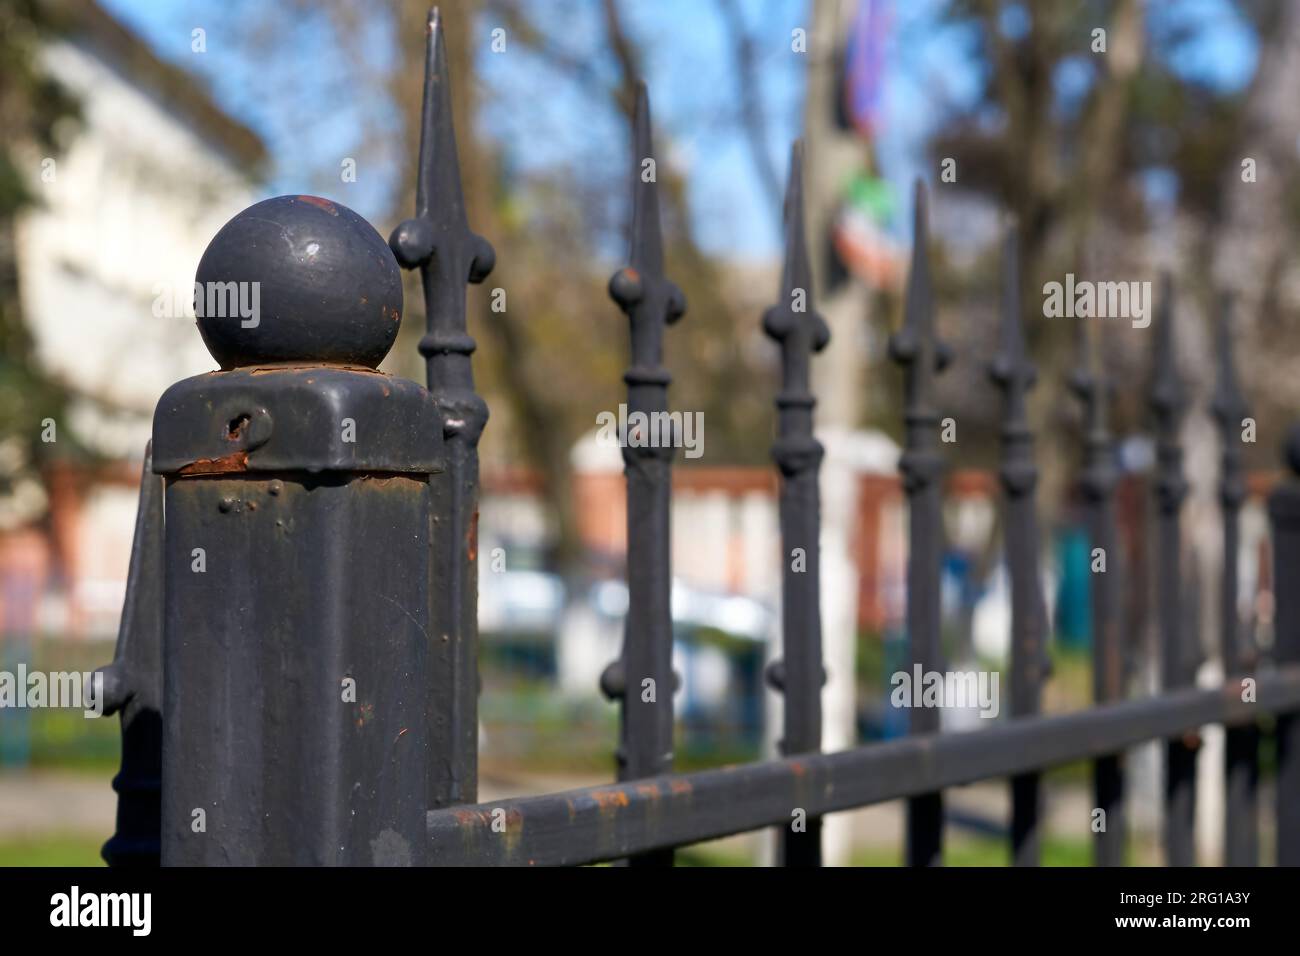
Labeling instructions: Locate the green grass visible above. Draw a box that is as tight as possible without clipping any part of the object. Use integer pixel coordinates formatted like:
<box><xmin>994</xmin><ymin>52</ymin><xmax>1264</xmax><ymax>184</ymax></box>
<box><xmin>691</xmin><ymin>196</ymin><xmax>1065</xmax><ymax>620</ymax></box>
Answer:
<box><xmin>850</xmin><ymin>835</ymin><xmax>1093</xmax><ymax>866</ymax></box>
<box><xmin>0</xmin><ymin>834</ymin><xmax>105</xmax><ymax>867</ymax></box>
<box><xmin>677</xmin><ymin>835</ymin><xmax>1096</xmax><ymax>867</ymax></box>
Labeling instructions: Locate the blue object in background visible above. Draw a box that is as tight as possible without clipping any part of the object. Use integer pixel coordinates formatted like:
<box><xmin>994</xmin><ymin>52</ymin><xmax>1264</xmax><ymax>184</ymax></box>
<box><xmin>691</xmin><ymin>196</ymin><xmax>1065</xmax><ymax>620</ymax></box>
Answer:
<box><xmin>1055</xmin><ymin>526</ymin><xmax>1092</xmax><ymax>651</ymax></box>
<box><xmin>0</xmin><ymin>638</ymin><xmax>33</xmax><ymax>769</ymax></box>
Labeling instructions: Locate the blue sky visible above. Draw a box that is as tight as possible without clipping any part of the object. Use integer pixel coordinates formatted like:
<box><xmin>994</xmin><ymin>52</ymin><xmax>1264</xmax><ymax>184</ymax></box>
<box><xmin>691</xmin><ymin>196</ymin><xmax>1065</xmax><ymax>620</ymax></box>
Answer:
<box><xmin>100</xmin><ymin>0</ymin><xmax>1260</xmax><ymax>259</ymax></box>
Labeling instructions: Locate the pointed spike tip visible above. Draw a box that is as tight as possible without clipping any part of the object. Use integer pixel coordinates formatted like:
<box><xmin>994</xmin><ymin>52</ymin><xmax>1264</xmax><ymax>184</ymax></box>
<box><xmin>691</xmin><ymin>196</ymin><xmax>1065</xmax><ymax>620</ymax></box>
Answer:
<box><xmin>634</xmin><ymin>80</ymin><xmax>650</xmax><ymax>126</ymax></box>
<box><xmin>999</xmin><ymin>228</ymin><xmax>1022</xmax><ymax>349</ymax></box>
<box><xmin>782</xmin><ymin>140</ymin><xmax>804</xmax><ymax>232</ymax></box>
<box><xmin>631</xmin><ymin>81</ymin><xmax>653</xmax><ymax>168</ymax></box>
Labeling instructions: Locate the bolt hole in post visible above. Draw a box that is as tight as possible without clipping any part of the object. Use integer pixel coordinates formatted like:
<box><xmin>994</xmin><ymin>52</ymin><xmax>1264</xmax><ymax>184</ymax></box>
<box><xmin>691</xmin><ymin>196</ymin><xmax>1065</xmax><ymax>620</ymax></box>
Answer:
<box><xmin>226</xmin><ymin>414</ymin><xmax>251</xmax><ymax>441</ymax></box>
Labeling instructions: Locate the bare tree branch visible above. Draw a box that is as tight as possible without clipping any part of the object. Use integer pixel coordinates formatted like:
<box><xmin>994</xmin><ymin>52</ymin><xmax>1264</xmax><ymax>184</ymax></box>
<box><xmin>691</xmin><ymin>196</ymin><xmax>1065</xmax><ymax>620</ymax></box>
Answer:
<box><xmin>715</xmin><ymin>0</ymin><xmax>784</xmax><ymax>215</ymax></box>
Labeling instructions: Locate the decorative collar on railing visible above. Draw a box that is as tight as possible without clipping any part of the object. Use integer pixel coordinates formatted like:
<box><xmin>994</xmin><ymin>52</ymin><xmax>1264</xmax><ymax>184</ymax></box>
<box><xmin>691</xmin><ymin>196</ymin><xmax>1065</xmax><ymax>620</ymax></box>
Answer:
<box><xmin>389</xmin><ymin>6</ymin><xmax>495</xmax><ymax>441</ymax></box>
<box><xmin>889</xmin><ymin>181</ymin><xmax>949</xmax><ymax>498</ymax></box>
<box><xmin>1069</xmin><ymin>315</ymin><xmax>1114</xmax><ymax>473</ymax></box>
<box><xmin>1211</xmin><ymin>292</ymin><xmax>1250</xmax><ymax>503</ymax></box>
<box><xmin>1149</xmin><ymin>275</ymin><xmax>1186</xmax><ymax>441</ymax></box>
<box><xmin>989</xmin><ymin>227</ymin><xmax>1036</xmax><ymax>442</ymax></box>
<box><xmin>763</xmin><ymin>140</ymin><xmax>829</xmax><ymax>477</ymax></box>
<box><xmin>889</xmin><ymin>181</ymin><xmax>949</xmax><ymax>423</ymax></box>
<box><xmin>608</xmin><ymin>81</ymin><xmax>686</xmax><ymax>420</ymax></box>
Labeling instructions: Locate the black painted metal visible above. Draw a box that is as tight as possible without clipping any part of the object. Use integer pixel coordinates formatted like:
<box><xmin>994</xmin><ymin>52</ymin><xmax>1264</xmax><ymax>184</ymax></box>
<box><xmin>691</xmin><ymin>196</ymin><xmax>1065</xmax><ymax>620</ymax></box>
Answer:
<box><xmin>889</xmin><ymin>181</ymin><xmax>948</xmax><ymax>867</ymax></box>
<box><xmin>425</xmin><ymin>666</ymin><xmax>1300</xmax><ymax>866</ymax></box>
<box><xmin>601</xmin><ymin>82</ymin><xmax>685</xmax><ymax>867</ymax></box>
<box><xmin>152</xmin><ymin>366</ymin><xmax>443</xmax><ymax>475</ymax></box>
<box><xmin>389</xmin><ymin>7</ymin><xmax>495</xmax><ymax>810</ymax></box>
<box><xmin>989</xmin><ymin>228</ymin><xmax>1048</xmax><ymax>866</ymax></box>
<box><xmin>97</xmin><ymin>445</ymin><xmax>163</xmax><ymax>867</ymax></box>
<box><xmin>1270</xmin><ymin>427</ymin><xmax>1300</xmax><ymax>866</ymax></box>
<box><xmin>196</xmin><ymin>196</ymin><xmax>403</xmax><ymax>369</ymax></box>
<box><xmin>762</xmin><ymin>141</ymin><xmax>830</xmax><ymax>867</ymax></box>
<box><xmin>154</xmin><ymin>195</ymin><xmax>444</xmax><ymax>865</ymax></box>
<box><xmin>1071</xmin><ymin>319</ymin><xmax>1126</xmax><ymax>866</ymax></box>
<box><xmin>1212</xmin><ymin>293</ymin><xmax>1258</xmax><ymax>866</ymax></box>
<box><xmin>1149</xmin><ymin>275</ymin><xmax>1197</xmax><ymax>866</ymax></box>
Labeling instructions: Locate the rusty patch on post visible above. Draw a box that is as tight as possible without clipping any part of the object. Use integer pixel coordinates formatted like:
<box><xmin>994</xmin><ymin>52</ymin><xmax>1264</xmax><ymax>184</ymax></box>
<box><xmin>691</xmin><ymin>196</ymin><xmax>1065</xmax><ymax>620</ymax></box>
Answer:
<box><xmin>177</xmin><ymin>451</ymin><xmax>249</xmax><ymax>475</ymax></box>
<box><xmin>296</xmin><ymin>195</ymin><xmax>339</xmax><ymax>215</ymax></box>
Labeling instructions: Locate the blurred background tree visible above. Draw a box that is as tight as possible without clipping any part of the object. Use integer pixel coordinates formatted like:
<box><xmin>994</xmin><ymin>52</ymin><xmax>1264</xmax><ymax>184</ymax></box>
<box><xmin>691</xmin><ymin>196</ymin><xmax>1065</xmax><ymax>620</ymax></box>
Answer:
<box><xmin>26</xmin><ymin>0</ymin><xmax>1300</xmax><ymax>555</ymax></box>
<box><xmin>0</xmin><ymin>0</ymin><xmax>82</xmax><ymax>523</ymax></box>
<box><xmin>927</xmin><ymin>0</ymin><xmax>1300</xmax><ymax>481</ymax></box>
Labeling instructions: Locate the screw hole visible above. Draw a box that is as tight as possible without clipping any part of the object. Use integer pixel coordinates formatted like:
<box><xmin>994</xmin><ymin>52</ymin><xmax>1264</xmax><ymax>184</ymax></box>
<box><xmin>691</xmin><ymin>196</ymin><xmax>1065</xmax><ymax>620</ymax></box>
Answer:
<box><xmin>226</xmin><ymin>414</ymin><xmax>251</xmax><ymax>440</ymax></box>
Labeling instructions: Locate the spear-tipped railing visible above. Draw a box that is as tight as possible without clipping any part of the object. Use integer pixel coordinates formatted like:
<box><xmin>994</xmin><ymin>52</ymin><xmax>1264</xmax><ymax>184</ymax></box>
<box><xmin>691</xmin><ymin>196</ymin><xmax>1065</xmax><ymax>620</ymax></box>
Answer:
<box><xmin>889</xmin><ymin>180</ymin><xmax>948</xmax><ymax>866</ymax></box>
<box><xmin>389</xmin><ymin>6</ymin><xmax>496</xmax><ymax>809</ymax></box>
<box><xmin>1271</xmin><ymin>427</ymin><xmax>1300</xmax><ymax>865</ymax></box>
<box><xmin>1211</xmin><ymin>292</ymin><xmax>1258</xmax><ymax>865</ymax></box>
<box><xmin>600</xmin><ymin>82</ymin><xmax>685</xmax><ymax>867</ymax></box>
<box><xmin>989</xmin><ymin>228</ymin><xmax>1049</xmax><ymax>866</ymax></box>
<box><xmin>1149</xmin><ymin>274</ymin><xmax>1196</xmax><ymax>865</ymax></box>
<box><xmin>1070</xmin><ymin>313</ymin><xmax>1125</xmax><ymax>866</ymax></box>
<box><xmin>762</xmin><ymin>141</ymin><xmax>830</xmax><ymax>867</ymax></box>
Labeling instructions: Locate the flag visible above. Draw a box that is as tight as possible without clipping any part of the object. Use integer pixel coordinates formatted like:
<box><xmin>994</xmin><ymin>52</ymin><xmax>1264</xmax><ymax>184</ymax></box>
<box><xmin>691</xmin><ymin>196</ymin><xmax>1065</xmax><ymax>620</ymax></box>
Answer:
<box><xmin>844</xmin><ymin>0</ymin><xmax>890</xmax><ymax>139</ymax></box>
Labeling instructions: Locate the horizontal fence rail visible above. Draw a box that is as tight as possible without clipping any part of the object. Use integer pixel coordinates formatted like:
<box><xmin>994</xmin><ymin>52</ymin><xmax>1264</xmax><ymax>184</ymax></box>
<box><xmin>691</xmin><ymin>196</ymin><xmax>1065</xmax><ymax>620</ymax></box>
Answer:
<box><xmin>426</xmin><ymin>666</ymin><xmax>1300</xmax><ymax>866</ymax></box>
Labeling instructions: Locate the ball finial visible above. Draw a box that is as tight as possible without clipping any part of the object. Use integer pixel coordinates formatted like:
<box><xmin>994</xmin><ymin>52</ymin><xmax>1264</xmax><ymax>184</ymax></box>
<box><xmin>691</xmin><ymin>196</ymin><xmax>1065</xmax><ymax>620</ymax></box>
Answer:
<box><xmin>195</xmin><ymin>195</ymin><xmax>403</xmax><ymax>369</ymax></box>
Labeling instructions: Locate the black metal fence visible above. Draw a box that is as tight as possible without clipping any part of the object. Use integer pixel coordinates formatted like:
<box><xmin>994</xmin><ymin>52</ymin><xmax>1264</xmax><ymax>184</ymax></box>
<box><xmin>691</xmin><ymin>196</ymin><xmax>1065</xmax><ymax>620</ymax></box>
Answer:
<box><xmin>98</xmin><ymin>8</ymin><xmax>1300</xmax><ymax>867</ymax></box>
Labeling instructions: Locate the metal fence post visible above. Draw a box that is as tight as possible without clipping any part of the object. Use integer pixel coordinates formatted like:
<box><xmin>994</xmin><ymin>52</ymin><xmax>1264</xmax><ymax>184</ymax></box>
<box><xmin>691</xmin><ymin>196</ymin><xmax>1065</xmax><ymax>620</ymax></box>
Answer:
<box><xmin>889</xmin><ymin>180</ymin><xmax>948</xmax><ymax>866</ymax></box>
<box><xmin>1269</xmin><ymin>425</ymin><xmax>1300</xmax><ymax>865</ymax></box>
<box><xmin>1149</xmin><ymin>274</ymin><xmax>1197</xmax><ymax>866</ymax></box>
<box><xmin>1211</xmin><ymin>293</ymin><xmax>1258</xmax><ymax>866</ymax></box>
<box><xmin>763</xmin><ymin>141</ymin><xmax>829</xmax><ymax>867</ymax></box>
<box><xmin>601</xmin><ymin>82</ymin><xmax>684</xmax><ymax>867</ymax></box>
<box><xmin>96</xmin><ymin>445</ymin><xmax>164</xmax><ymax>867</ymax></box>
<box><xmin>153</xmin><ymin>194</ymin><xmax>444</xmax><ymax>865</ymax></box>
<box><xmin>989</xmin><ymin>227</ymin><xmax>1048</xmax><ymax>866</ymax></box>
<box><xmin>1071</xmin><ymin>320</ymin><xmax>1125</xmax><ymax>866</ymax></box>
<box><xmin>389</xmin><ymin>7</ymin><xmax>495</xmax><ymax>810</ymax></box>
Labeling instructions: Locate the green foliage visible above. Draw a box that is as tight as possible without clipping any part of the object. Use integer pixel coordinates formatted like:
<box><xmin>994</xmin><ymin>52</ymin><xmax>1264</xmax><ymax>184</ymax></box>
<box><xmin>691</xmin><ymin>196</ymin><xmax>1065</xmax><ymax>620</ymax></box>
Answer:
<box><xmin>0</xmin><ymin>0</ymin><xmax>84</xmax><ymax>506</ymax></box>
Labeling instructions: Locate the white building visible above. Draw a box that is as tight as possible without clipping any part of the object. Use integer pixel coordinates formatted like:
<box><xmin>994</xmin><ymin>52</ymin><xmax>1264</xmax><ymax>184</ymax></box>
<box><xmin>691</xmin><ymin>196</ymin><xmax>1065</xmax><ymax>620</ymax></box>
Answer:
<box><xmin>3</xmin><ymin>1</ymin><xmax>264</xmax><ymax>638</ymax></box>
